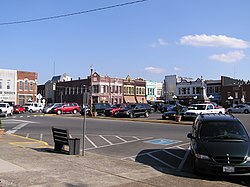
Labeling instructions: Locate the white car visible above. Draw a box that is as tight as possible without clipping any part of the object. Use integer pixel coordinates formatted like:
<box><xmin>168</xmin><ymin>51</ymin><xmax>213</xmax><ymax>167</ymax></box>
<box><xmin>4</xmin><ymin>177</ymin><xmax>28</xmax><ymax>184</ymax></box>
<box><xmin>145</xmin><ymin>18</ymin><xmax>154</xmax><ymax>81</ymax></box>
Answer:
<box><xmin>226</xmin><ymin>104</ymin><xmax>250</xmax><ymax>114</ymax></box>
<box><xmin>23</xmin><ymin>103</ymin><xmax>43</xmax><ymax>113</ymax></box>
<box><xmin>0</xmin><ymin>103</ymin><xmax>13</xmax><ymax>117</ymax></box>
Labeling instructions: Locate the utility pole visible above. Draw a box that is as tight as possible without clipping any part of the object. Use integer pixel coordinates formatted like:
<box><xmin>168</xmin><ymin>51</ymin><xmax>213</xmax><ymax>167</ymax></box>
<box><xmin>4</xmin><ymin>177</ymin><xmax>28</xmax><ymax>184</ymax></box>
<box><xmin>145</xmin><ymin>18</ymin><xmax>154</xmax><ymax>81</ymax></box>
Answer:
<box><xmin>89</xmin><ymin>66</ymin><xmax>93</xmax><ymax>117</ymax></box>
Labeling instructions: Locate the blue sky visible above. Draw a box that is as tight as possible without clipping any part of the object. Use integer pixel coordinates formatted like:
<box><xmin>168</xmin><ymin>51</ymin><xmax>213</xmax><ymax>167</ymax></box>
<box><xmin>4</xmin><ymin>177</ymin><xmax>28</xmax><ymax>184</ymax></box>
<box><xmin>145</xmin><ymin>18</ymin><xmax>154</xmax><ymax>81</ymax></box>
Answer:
<box><xmin>0</xmin><ymin>0</ymin><xmax>249</xmax><ymax>84</ymax></box>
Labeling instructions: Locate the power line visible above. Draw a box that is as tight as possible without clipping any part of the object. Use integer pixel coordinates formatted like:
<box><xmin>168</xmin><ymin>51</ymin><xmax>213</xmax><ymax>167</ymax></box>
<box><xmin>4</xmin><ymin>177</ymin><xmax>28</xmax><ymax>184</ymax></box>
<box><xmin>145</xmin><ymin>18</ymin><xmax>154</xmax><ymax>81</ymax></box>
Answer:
<box><xmin>0</xmin><ymin>0</ymin><xmax>150</xmax><ymax>26</ymax></box>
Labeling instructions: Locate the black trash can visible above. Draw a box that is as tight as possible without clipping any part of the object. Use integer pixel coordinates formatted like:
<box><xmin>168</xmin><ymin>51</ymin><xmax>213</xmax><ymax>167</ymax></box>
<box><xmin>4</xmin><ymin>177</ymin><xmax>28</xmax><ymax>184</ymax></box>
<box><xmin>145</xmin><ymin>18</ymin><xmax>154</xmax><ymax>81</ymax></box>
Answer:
<box><xmin>68</xmin><ymin>138</ymin><xmax>80</xmax><ymax>155</ymax></box>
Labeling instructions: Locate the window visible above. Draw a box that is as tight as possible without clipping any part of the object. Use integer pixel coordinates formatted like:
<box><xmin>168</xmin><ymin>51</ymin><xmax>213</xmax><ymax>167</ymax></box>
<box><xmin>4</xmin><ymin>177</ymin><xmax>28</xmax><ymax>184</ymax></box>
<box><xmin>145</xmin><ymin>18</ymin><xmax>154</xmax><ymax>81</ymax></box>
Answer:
<box><xmin>93</xmin><ymin>85</ymin><xmax>99</xmax><ymax>93</ymax></box>
<box><xmin>29</xmin><ymin>82</ymin><xmax>33</xmax><ymax>91</ymax></box>
<box><xmin>6</xmin><ymin>80</ymin><xmax>11</xmax><ymax>90</ymax></box>
<box><xmin>24</xmin><ymin>80</ymin><xmax>28</xmax><ymax>91</ymax></box>
<box><xmin>19</xmin><ymin>81</ymin><xmax>23</xmax><ymax>90</ymax></box>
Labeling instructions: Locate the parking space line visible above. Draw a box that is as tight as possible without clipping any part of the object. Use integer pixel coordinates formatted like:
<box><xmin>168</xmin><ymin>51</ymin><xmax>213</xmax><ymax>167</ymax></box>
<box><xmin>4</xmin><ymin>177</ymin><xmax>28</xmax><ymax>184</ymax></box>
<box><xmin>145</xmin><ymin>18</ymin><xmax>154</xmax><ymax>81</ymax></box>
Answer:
<box><xmin>177</xmin><ymin>147</ymin><xmax>191</xmax><ymax>171</ymax></box>
<box><xmin>99</xmin><ymin>135</ymin><xmax>113</xmax><ymax>145</ymax></box>
<box><xmin>85</xmin><ymin>135</ymin><xmax>98</xmax><ymax>148</ymax></box>
<box><xmin>176</xmin><ymin>146</ymin><xmax>185</xmax><ymax>150</ymax></box>
<box><xmin>163</xmin><ymin>149</ymin><xmax>183</xmax><ymax>160</ymax></box>
<box><xmin>40</xmin><ymin>134</ymin><xmax>43</xmax><ymax>141</ymax></box>
<box><xmin>115</xmin><ymin>136</ymin><xmax>127</xmax><ymax>142</ymax></box>
<box><xmin>86</xmin><ymin>137</ymin><xmax>152</xmax><ymax>151</ymax></box>
<box><xmin>133</xmin><ymin>136</ymin><xmax>140</xmax><ymax>140</ymax></box>
<box><xmin>147</xmin><ymin>153</ymin><xmax>176</xmax><ymax>169</ymax></box>
<box><xmin>121</xmin><ymin>142</ymin><xmax>190</xmax><ymax>161</ymax></box>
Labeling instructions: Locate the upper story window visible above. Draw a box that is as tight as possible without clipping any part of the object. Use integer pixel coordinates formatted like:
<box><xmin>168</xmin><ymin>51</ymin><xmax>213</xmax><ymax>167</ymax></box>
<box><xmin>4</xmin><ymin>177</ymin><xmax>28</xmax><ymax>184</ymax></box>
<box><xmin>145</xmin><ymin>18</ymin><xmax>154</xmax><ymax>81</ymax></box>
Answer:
<box><xmin>6</xmin><ymin>80</ymin><xmax>11</xmax><ymax>90</ymax></box>
<box><xmin>24</xmin><ymin>80</ymin><xmax>28</xmax><ymax>91</ymax></box>
<box><xmin>0</xmin><ymin>79</ymin><xmax>2</xmax><ymax>90</ymax></box>
<box><xmin>19</xmin><ymin>81</ymin><xmax>23</xmax><ymax>90</ymax></box>
<box><xmin>29</xmin><ymin>82</ymin><xmax>33</xmax><ymax>91</ymax></box>
<box><xmin>93</xmin><ymin>85</ymin><xmax>99</xmax><ymax>93</ymax></box>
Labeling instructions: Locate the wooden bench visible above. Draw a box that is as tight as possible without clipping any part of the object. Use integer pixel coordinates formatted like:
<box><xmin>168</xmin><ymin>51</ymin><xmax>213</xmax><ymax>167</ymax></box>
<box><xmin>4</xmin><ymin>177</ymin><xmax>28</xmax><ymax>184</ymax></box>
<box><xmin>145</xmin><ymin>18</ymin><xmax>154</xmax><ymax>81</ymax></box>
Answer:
<box><xmin>51</xmin><ymin>127</ymin><xmax>80</xmax><ymax>155</ymax></box>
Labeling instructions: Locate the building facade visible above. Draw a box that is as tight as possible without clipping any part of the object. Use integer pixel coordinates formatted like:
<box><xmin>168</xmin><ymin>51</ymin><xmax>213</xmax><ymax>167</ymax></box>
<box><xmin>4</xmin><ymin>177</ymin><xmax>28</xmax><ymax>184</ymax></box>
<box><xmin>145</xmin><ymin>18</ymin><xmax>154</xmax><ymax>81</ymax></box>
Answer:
<box><xmin>0</xmin><ymin>69</ymin><xmax>17</xmax><ymax>104</ymax></box>
<box><xmin>221</xmin><ymin>76</ymin><xmax>250</xmax><ymax>108</ymax></box>
<box><xmin>17</xmin><ymin>71</ymin><xmax>38</xmax><ymax>105</ymax></box>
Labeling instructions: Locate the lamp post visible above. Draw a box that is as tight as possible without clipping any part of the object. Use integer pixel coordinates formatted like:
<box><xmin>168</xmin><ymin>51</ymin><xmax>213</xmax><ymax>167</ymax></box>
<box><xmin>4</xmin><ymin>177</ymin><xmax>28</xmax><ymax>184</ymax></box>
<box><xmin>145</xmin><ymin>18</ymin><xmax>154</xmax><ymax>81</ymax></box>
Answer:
<box><xmin>208</xmin><ymin>95</ymin><xmax>214</xmax><ymax>101</ymax></box>
<box><xmin>228</xmin><ymin>96</ymin><xmax>234</xmax><ymax>108</ymax></box>
<box><xmin>193</xmin><ymin>96</ymin><xmax>197</xmax><ymax>104</ymax></box>
<box><xmin>172</xmin><ymin>95</ymin><xmax>177</xmax><ymax>104</ymax></box>
<box><xmin>82</xmin><ymin>85</ymin><xmax>87</xmax><ymax>156</ymax></box>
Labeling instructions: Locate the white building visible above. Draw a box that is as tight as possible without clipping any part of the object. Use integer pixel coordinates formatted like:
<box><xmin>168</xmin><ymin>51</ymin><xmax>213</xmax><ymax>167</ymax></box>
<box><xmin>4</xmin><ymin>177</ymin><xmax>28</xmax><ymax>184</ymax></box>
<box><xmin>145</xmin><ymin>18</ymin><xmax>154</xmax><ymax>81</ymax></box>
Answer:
<box><xmin>0</xmin><ymin>69</ymin><xmax>17</xmax><ymax>104</ymax></box>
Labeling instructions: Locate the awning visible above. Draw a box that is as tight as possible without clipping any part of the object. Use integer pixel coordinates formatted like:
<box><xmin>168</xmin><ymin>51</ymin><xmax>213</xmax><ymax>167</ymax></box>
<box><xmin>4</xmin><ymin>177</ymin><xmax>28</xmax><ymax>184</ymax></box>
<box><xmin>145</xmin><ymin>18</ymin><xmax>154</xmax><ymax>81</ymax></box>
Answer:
<box><xmin>136</xmin><ymin>96</ymin><xmax>147</xmax><ymax>103</ymax></box>
<box><xmin>124</xmin><ymin>96</ymin><xmax>136</xmax><ymax>103</ymax></box>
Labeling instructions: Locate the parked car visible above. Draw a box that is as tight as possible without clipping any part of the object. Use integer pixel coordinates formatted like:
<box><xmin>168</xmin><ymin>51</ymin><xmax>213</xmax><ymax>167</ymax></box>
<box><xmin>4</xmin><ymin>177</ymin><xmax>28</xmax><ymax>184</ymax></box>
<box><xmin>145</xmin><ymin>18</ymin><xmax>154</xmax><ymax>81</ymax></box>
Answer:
<box><xmin>0</xmin><ymin>103</ymin><xmax>13</xmax><ymax>117</ymax></box>
<box><xmin>226</xmin><ymin>104</ymin><xmax>250</xmax><ymax>114</ymax></box>
<box><xmin>23</xmin><ymin>102</ymin><xmax>44</xmax><ymax>113</ymax></box>
<box><xmin>187</xmin><ymin>113</ymin><xmax>250</xmax><ymax>175</ymax></box>
<box><xmin>104</xmin><ymin>103</ymin><xmax>127</xmax><ymax>117</ymax></box>
<box><xmin>116</xmin><ymin>103</ymin><xmax>150</xmax><ymax>118</ymax></box>
<box><xmin>79</xmin><ymin>105</ymin><xmax>90</xmax><ymax>116</ymax></box>
<box><xmin>43</xmin><ymin>103</ymin><xmax>62</xmax><ymax>114</ymax></box>
<box><xmin>13</xmin><ymin>105</ymin><xmax>25</xmax><ymax>114</ymax></box>
<box><xmin>93</xmin><ymin>103</ymin><xmax>112</xmax><ymax>116</ymax></box>
<box><xmin>51</xmin><ymin>103</ymin><xmax>80</xmax><ymax>114</ymax></box>
<box><xmin>162</xmin><ymin>106</ymin><xmax>188</xmax><ymax>120</ymax></box>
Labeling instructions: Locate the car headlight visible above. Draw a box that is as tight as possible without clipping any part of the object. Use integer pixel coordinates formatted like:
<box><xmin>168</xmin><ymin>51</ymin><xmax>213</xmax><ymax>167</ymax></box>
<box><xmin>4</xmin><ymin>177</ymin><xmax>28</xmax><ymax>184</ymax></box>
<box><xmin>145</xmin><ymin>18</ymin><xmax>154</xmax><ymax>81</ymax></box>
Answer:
<box><xmin>246</xmin><ymin>157</ymin><xmax>250</xmax><ymax>162</ymax></box>
<box><xmin>195</xmin><ymin>154</ymin><xmax>210</xmax><ymax>160</ymax></box>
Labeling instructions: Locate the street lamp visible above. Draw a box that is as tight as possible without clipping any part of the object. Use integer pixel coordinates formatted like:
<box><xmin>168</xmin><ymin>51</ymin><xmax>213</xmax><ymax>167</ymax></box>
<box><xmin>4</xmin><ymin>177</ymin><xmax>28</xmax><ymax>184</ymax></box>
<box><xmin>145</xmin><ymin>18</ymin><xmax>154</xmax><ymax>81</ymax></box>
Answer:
<box><xmin>193</xmin><ymin>96</ymin><xmax>197</xmax><ymax>104</ymax></box>
<box><xmin>208</xmin><ymin>95</ymin><xmax>214</xmax><ymax>100</ymax></box>
<box><xmin>228</xmin><ymin>96</ymin><xmax>234</xmax><ymax>107</ymax></box>
<box><xmin>172</xmin><ymin>95</ymin><xmax>177</xmax><ymax>104</ymax></box>
<box><xmin>82</xmin><ymin>85</ymin><xmax>87</xmax><ymax>156</ymax></box>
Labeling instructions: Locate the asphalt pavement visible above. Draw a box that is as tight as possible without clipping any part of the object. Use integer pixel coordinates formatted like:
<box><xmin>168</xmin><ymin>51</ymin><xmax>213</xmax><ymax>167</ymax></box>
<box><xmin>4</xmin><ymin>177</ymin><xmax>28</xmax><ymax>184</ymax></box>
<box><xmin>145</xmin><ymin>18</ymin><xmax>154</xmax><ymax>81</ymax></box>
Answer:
<box><xmin>0</xmin><ymin>131</ymin><xmax>246</xmax><ymax>187</ymax></box>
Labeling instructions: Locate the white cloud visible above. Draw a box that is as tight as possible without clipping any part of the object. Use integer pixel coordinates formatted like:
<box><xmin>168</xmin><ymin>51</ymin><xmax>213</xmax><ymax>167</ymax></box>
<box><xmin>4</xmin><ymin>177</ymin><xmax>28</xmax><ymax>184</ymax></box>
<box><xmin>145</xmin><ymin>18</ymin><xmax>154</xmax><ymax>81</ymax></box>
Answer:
<box><xmin>180</xmin><ymin>34</ymin><xmax>250</xmax><ymax>49</ymax></box>
<box><xmin>144</xmin><ymin>67</ymin><xmax>165</xmax><ymax>74</ymax></box>
<box><xmin>149</xmin><ymin>38</ymin><xmax>168</xmax><ymax>48</ymax></box>
<box><xmin>209</xmin><ymin>50</ymin><xmax>246</xmax><ymax>63</ymax></box>
<box><xmin>174</xmin><ymin>67</ymin><xmax>182</xmax><ymax>71</ymax></box>
<box><xmin>158</xmin><ymin>38</ymin><xmax>167</xmax><ymax>46</ymax></box>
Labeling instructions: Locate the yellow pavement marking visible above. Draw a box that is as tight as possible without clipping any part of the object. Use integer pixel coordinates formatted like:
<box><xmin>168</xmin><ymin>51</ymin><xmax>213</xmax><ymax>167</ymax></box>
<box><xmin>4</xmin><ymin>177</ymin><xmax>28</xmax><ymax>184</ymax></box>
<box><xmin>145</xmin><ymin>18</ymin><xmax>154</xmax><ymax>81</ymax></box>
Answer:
<box><xmin>8</xmin><ymin>133</ymin><xmax>49</xmax><ymax>148</ymax></box>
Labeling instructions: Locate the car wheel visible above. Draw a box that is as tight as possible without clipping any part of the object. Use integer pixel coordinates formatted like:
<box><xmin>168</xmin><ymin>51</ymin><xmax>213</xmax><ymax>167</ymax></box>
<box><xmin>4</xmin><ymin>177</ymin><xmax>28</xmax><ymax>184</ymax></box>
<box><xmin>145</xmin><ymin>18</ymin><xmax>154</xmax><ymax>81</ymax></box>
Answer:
<box><xmin>73</xmin><ymin>109</ymin><xmax>77</xmax><ymax>114</ymax></box>
<box><xmin>57</xmin><ymin>110</ymin><xmax>62</xmax><ymax>115</ymax></box>
<box><xmin>144</xmin><ymin>112</ymin><xmax>149</xmax><ymax>118</ymax></box>
<box><xmin>129</xmin><ymin>113</ymin><xmax>134</xmax><ymax>118</ymax></box>
<box><xmin>227</xmin><ymin>109</ymin><xmax>232</xmax><ymax>114</ymax></box>
<box><xmin>244</xmin><ymin>109</ymin><xmax>249</xmax><ymax>114</ymax></box>
<box><xmin>29</xmin><ymin>109</ymin><xmax>33</xmax><ymax>113</ymax></box>
<box><xmin>162</xmin><ymin>116</ymin><xmax>166</xmax><ymax>120</ymax></box>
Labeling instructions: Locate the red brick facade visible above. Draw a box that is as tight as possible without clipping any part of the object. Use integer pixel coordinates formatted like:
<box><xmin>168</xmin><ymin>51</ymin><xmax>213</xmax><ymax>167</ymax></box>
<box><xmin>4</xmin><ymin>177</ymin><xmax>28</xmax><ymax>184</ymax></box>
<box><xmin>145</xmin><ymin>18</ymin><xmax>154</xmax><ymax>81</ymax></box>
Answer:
<box><xmin>17</xmin><ymin>71</ymin><xmax>38</xmax><ymax>105</ymax></box>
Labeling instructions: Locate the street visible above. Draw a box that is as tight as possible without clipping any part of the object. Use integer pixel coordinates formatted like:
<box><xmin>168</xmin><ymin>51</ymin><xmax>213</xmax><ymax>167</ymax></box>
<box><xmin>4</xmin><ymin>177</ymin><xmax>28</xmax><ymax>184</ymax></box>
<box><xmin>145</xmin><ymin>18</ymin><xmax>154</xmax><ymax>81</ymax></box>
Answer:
<box><xmin>2</xmin><ymin>112</ymin><xmax>250</xmax><ymax>186</ymax></box>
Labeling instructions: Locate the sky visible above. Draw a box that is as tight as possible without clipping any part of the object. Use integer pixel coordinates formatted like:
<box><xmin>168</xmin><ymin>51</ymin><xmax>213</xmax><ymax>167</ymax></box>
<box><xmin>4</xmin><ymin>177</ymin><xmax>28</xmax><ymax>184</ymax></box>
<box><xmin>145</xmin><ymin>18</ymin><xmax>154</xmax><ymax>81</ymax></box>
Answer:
<box><xmin>0</xmin><ymin>0</ymin><xmax>249</xmax><ymax>84</ymax></box>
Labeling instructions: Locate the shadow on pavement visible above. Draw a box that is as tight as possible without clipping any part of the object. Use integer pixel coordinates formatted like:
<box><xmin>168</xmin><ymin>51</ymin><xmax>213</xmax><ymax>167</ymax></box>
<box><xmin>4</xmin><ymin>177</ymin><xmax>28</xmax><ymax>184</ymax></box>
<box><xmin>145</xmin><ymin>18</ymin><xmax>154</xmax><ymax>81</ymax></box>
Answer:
<box><xmin>32</xmin><ymin>147</ymin><xmax>70</xmax><ymax>155</ymax></box>
<box><xmin>135</xmin><ymin>149</ymin><xmax>250</xmax><ymax>186</ymax></box>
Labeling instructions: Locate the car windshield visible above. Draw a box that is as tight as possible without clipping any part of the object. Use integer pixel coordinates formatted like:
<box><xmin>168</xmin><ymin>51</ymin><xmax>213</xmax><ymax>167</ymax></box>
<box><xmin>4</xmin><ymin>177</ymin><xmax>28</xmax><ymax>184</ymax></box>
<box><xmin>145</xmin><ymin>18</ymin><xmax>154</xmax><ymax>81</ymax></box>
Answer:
<box><xmin>0</xmin><ymin>104</ymin><xmax>6</xmax><ymax>107</ymax></box>
<box><xmin>189</xmin><ymin>105</ymin><xmax>206</xmax><ymax>110</ymax></box>
<box><xmin>199</xmin><ymin>121</ymin><xmax>249</xmax><ymax>141</ymax></box>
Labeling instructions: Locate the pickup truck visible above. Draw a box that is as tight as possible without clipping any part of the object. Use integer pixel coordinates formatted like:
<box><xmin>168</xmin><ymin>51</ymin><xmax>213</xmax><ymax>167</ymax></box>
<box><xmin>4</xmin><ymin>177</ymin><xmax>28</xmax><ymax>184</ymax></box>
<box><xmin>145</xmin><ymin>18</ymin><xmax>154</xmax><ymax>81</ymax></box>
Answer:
<box><xmin>0</xmin><ymin>103</ymin><xmax>14</xmax><ymax>117</ymax></box>
<box><xmin>184</xmin><ymin>103</ymin><xmax>225</xmax><ymax>119</ymax></box>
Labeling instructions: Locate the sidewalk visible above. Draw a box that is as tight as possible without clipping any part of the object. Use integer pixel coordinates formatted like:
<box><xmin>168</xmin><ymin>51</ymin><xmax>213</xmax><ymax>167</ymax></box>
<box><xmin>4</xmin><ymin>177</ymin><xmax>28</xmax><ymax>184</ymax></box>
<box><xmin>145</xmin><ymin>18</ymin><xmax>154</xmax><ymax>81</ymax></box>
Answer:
<box><xmin>0</xmin><ymin>133</ymin><xmax>240</xmax><ymax>187</ymax></box>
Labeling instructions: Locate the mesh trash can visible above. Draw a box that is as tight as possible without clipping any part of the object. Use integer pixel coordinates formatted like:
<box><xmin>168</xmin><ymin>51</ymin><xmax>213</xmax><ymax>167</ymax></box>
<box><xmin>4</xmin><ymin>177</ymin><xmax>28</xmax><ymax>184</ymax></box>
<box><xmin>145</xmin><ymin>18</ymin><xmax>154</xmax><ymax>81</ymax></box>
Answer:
<box><xmin>68</xmin><ymin>138</ymin><xmax>80</xmax><ymax>155</ymax></box>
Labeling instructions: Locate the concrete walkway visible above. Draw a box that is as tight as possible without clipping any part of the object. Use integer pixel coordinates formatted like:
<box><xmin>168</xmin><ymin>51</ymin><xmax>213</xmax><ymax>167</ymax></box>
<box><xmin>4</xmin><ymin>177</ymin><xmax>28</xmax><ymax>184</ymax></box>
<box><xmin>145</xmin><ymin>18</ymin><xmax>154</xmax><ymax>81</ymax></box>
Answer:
<box><xmin>0</xmin><ymin>133</ymin><xmax>243</xmax><ymax>187</ymax></box>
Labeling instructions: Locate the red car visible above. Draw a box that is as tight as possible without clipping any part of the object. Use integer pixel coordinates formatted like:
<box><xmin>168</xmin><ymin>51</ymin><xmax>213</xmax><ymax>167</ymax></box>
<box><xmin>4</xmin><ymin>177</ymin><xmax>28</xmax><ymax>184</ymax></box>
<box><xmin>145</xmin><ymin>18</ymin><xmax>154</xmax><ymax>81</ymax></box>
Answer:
<box><xmin>104</xmin><ymin>104</ymin><xmax>127</xmax><ymax>117</ymax></box>
<box><xmin>13</xmin><ymin>105</ymin><xmax>25</xmax><ymax>114</ymax></box>
<box><xmin>51</xmin><ymin>103</ymin><xmax>80</xmax><ymax>115</ymax></box>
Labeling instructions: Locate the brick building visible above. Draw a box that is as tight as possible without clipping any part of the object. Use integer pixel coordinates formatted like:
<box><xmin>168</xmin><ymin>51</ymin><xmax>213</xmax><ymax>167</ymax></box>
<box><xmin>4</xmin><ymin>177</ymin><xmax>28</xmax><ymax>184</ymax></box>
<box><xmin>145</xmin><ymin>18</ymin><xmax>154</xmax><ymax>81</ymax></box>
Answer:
<box><xmin>17</xmin><ymin>71</ymin><xmax>38</xmax><ymax>105</ymax></box>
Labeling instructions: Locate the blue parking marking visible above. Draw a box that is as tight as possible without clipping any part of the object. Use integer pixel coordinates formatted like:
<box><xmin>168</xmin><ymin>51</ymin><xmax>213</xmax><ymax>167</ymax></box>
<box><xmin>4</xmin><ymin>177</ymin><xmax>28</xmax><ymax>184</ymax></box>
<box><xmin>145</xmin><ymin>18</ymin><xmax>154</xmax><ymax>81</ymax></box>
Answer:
<box><xmin>144</xmin><ymin>139</ymin><xmax>181</xmax><ymax>146</ymax></box>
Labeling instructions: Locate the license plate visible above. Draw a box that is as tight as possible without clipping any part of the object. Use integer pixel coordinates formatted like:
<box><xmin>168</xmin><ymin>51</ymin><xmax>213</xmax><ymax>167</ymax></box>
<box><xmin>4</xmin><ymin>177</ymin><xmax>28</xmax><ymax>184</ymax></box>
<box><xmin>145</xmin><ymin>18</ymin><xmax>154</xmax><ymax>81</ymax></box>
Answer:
<box><xmin>223</xmin><ymin>166</ymin><xmax>235</xmax><ymax>173</ymax></box>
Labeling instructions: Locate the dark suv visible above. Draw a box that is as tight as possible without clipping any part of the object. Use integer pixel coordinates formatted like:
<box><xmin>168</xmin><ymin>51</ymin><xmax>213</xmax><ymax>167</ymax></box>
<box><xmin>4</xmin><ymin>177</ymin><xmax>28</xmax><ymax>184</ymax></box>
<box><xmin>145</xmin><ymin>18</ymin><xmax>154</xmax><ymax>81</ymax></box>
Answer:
<box><xmin>116</xmin><ymin>103</ymin><xmax>150</xmax><ymax>118</ymax></box>
<box><xmin>187</xmin><ymin>114</ymin><xmax>250</xmax><ymax>175</ymax></box>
